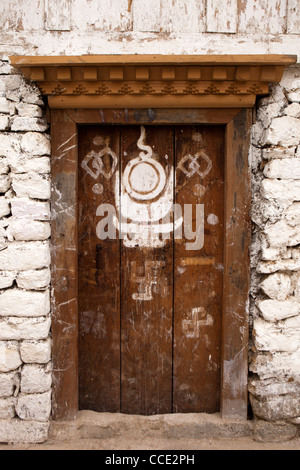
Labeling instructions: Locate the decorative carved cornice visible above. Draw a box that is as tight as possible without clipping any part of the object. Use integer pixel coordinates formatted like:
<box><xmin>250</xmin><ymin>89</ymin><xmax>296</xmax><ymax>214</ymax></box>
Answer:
<box><xmin>10</xmin><ymin>55</ymin><xmax>297</xmax><ymax>109</ymax></box>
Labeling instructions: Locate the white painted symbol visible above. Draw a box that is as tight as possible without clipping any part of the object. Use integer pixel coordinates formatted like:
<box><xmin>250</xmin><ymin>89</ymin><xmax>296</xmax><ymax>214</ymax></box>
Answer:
<box><xmin>113</xmin><ymin>126</ymin><xmax>183</xmax><ymax>248</ymax></box>
<box><xmin>207</xmin><ymin>213</ymin><xmax>219</xmax><ymax>225</ymax></box>
<box><xmin>92</xmin><ymin>183</ymin><xmax>104</xmax><ymax>195</ymax></box>
<box><xmin>193</xmin><ymin>183</ymin><xmax>206</xmax><ymax>198</ymax></box>
<box><xmin>177</xmin><ymin>151</ymin><xmax>212</xmax><ymax>179</ymax></box>
<box><xmin>131</xmin><ymin>260</ymin><xmax>168</xmax><ymax>301</ymax></box>
<box><xmin>81</xmin><ymin>140</ymin><xmax>117</xmax><ymax>181</ymax></box>
<box><xmin>182</xmin><ymin>307</ymin><xmax>214</xmax><ymax>338</ymax></box>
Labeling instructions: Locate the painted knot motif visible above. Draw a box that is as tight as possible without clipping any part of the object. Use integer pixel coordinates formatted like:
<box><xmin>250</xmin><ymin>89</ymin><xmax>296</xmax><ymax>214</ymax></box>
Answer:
<box><xmin>81</xmin><ymin>143</ymin><xmax>118</xmax><ymax>181</ymax></box>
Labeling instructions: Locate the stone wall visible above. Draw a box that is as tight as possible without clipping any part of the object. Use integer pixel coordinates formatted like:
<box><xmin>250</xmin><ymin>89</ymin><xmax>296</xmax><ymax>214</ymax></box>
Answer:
<box><xmin>0</xmin><ymin>0</ymin><xmax>299</xmax><ymax>442</ymax></box>
<box><xmin>0</xmin><ymin>60</ymin><xmax>51</xmax><ymax>442</ymax></box>
<box><xmin>249</xmin><ymin>66</ymin><xmax>300</xmax><ymax>436</ymax></box>
<box><xmin>0</xmin><ymin>59</ymin><xmax>299</xmax><ymax>443</ymax></box>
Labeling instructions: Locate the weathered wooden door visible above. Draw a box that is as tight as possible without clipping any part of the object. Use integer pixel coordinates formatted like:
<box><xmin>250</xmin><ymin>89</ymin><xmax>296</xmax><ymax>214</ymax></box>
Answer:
<box><xmin>78</xmin><ymin>124</ymin><xmax>224</xmax><ymax>415</ymax></box>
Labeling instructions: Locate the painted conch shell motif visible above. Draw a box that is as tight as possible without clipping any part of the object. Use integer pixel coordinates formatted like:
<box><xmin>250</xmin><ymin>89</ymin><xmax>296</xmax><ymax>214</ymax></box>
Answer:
<box><xmin>114</xmin><ymin>126</ymin><xmax>183</xmax><ymax>248</ymax></box>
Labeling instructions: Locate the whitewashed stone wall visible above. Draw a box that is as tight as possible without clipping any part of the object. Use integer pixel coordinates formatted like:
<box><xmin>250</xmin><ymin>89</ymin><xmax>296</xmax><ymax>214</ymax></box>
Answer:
<box><xmin>249</xmin><ymin>67</ymin><xmax>300</xmax><ymax>435</ymax></box>
<box><xmin>0</xmin><ymin>60</ymin><xmax>51</xmax><ymax>443</ymax></box>
<box><xmin>0</xmin><ymin>0</ymin><xmax>299</xmax><ymax>444</ymax></box>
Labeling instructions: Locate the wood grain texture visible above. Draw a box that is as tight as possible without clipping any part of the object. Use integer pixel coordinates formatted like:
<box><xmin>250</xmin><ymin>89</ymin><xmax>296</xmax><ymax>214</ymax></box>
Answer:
<box><xmin>51</xmin><ymin>110</ymin><xmax>78</xmax><ymax>419</ymax></box>
<box><xmin>173</xmin><ymin>125</ymin><xmax>224</xmax><ymax>413</ymax></box>
<box><xmin>50</xmin><ymin>109</ymin><xmax>251</xmax><ymax>420</ymax></box>
<box><xmin>78</xmin><ymin>126</ymin><xmax>121</xmax><ymax>412</ymax></box>
<box><xmin>71</xmin><ymin>0</ymin><xmax>132</xmax><ymax>32</ymax></box>
<box><xmin>238</xmin><ymin>0</ymin><xmax>287</xmax><ymax>34</ymax></box>
<box><xmin>11</xmin><ymin>55</ymin><xmax>297</xmax><ymax>67</ymax></box>
<box><xmin>64</xmin><ymin>108</ymin><xmax>242</xmax><ymax>125</ymax></box>
<box><xmin>221</xmin><ymin>108</ymin><xmax>252</xmax><ymax>419</ymax></box>
<box><xmin>120</xmin><ymin>126</ymin><xmax>173</xmax><ymax>415</ymax></box>
<box><xmin>207</xmin><ymin>0</ymin><xmax>238</xmax><ymax>33</ymax></box>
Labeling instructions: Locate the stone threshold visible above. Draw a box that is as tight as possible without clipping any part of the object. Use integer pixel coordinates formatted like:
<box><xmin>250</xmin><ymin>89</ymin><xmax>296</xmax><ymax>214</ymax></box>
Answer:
<box><xmin>49</xmin><ymin>411</ymin><xmax>253</xmax><ymax>441</ymax></box>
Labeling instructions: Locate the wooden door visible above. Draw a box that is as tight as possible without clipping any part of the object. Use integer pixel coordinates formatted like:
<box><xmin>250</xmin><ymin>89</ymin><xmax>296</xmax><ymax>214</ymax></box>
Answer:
<box><xmin>78</xmin><ymin>124</ymin><xmax>224</xmax><ymax>414</ymax></box>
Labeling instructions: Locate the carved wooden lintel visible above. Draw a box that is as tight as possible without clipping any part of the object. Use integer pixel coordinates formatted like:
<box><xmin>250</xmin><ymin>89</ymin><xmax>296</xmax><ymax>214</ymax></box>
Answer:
<box><xmin>10</xmin><ymin>54</ymin><xmax>297</xmax><ymax>108</ymax></box>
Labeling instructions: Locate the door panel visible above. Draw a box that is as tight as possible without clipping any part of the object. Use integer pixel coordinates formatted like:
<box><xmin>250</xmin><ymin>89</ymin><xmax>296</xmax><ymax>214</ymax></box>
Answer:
<box><xmin>120</xmin><ymin>126</ymin><xmax>174</xmax><ymax>415</ymax></box>
<box><xmin>78</xmin><ymin>124</ymin><xmax>224</xmax><ymax>414</ymax></box>
<box><xmin>78</xmin><ymin>126</ymin><xmax>121</xmax><ymax>412</ymax></box>
<box><xmin>173</xmin><ymin>126</ymin><xmax>224</xmax><ymax>413</ymax></box>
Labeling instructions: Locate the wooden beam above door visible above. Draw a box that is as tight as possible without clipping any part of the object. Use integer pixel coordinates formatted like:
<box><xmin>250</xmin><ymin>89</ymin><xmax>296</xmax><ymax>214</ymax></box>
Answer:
<box><xmin>10</xmin><ymin>54</ymin><xmax>296</xmax><ymax>109</ymax></box>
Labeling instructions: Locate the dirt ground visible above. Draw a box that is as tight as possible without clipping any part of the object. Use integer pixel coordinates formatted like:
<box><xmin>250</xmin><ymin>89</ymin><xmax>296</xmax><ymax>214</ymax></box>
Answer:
<box><xmin>1</xmin><ymin>436</ymin><xmax>300</xmax><ymax>450</ymax></box>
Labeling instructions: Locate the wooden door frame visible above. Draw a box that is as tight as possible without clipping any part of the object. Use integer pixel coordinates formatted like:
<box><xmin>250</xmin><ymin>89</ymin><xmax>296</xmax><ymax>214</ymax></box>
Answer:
<box><xmin>51</xmin><ymin>107</ymin><xmax>252</xmax><ymax>421</ymax></box>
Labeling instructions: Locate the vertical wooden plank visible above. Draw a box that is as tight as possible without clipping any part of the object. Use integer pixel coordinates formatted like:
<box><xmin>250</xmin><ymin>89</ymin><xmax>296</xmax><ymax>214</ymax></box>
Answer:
<box><xmin>51</xmin><ymin>110</ymin><xmax>78</xmax><ymax>419</ymax></box>
<box><xmin>132</xmin><ymin>0</ymin><xmax>162</xmax><ymax>32</ymax></box>
<box><xmin>207</xmin><ymin>0</ymin><xmax>237</xmax><ymax>33</ymax></box>
<box><xmin>173</xmin><ymin>126</ymin><xmax>224</xmax><ymax>413</ymax></box>
<box><xmin>287</xmin><ymin>0</ymin><xmax>300</xmax><ymax>33</ymax></box>
<box><xmin>45</xmin><ymin>0</ymin><xmax>71</xmax><ymax>31</ymax></box>
<box><xmin>221</xmin><ymin>108</ymin><xmax>252</xmax><ymax>419</ymax></box>
<box><xmin>0</xmin><ymin>0</ymin><xmax>44</xmax><ymax>30</ymax></box>
<box><xmin>133</xmin><ymin>0</ymin><xmax>206</xmax><ymax>33</ymax></box>
<box><xmin>238</xmin><ymin>0</ymin><xmax>287</xmax><ymax>34</ymax></box>
<box><xmin>162</xmin><ymin>0</ymin><xmax>206</xmax><ymax>33</ymax></box>
<box><xmin>71</xmin><ymin>0</ymin><xmax>132</xmax><ymax>31</ymax></box>
<box><xmin>78</xmin><ymin>126</ymin><xmax>121</xmax><ymax>412</ymax></box>
<box><xmin>120</xmin><ymin>126</ymin><xmax>173</xmax><ymax>415</ymax></box>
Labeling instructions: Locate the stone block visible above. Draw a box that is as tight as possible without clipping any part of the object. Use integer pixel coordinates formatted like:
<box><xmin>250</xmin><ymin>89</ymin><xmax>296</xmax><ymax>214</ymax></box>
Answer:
<box><xmin>0</xmin><ymin>197</ymin><xmax>10</xmax><ymax>217</ymax></box>
<box><xmin>262</xmin><ymin>147</ymin><xmax>296</xmax><ymax>160</ymax></box>
<box><xmin>261</xmin><ymin>179</ymin><xmax>300</xmax><ymax>201</ymax></box>
<box><xmin>250</xmin><ymin>350</ymin><xmax>300</xmax><ymax>382</ymax></box>
<box><xmin>257</xmin><ymin>298</ymin><xmax>299</xmax><ymax>322</ymax></box>
<box><xmin>250</xmin><ymin>394</ymin><xmax>300</xmax><ymax>421</ymax></box>
<box><xmin>11</xmin><ymin>174</ymin><xmax>50</xmax><ymax>200</ymax></box>
<box><xmin>8</xmin><ymin>154</ymin><xmax>50</xmax><ymax>174</ymax></box>
<box><xmin>265</xmin><ymin>116</ymin><xmax>300</xmax><ymax>147</ymax></box>
<box><xmin>20</xmin><ymin>132</ymin><xmax>51</xmax><ymax>156</ymax></box>
<box><xmin>257</xmin><ymin>102</ymin><xmax>281</xmax><ymax>128</ymax></box>
<box><xmin>0</xmin><ymin>397</ymin><xmax>16</xmax><ymax>418</ymax></box>
<box><xmin>287</xmin><ymin>92</ymin><xmax>300</xmax><ymax>103</ymax></box>
<box><xmin>0</xmin><ymin>289</ymin><xmax>50</xmax><ymax>317</ymax></box>
<box><xmin>0</xmin><ymin>133</ymin><xmax>21</xmax><ymax>158</ymax></box>
<box><xmin>21</xmin><ymin>364</ymin><xmax>51</xmax><ymax>394</ymax></box>
<box><xmin>0</xmin><ymin>418</ymin><xmax>49</xmax><ymax>443</ymax></box>
<box><xmin>16</xmin><ymin>103</ymin><xmax>42</xmax><ymax>118</ymax></box>
<box><xmin>0</xmin><ymin>341</ymin><xmax>21</xmax><ymax>372</ymax></box>
<box><xmin>0</xmin><ymin>116</ymin><xmax>9</xmax><ymax>131</ymax></box>
<box><xmin>257</xmin><ymin>258</ymin><xmax>300</xmax><ymax>273</ymax></box>
<box><xmin>16</xmin><ymin>268</ymin><xmax>51</xmax><ymax>290</ymax></box>
<box><xmin>8</xmin><ymin>219</ymin><xmax>50</xmax><ymax>241</ymax></box>
<box><xmin>263</xmin><ymin>219</ymin><xmax>300</xmax><ymax>247</ymax></box>
<box><xmin>249</xmin><ymin>378</ymin><xmax>300</xmax><ymax>397</ymax></box>
<box><xmin>0</xmin><ymin>271</ymin><xmax>16</xmax><ymax>289</ymax></box>
<box><xmin>0</xmin><ymin>174</ymin><xmax>10</xmax><ymax>193</ymax></box>
<box><xmin>20</xmin><ymin>339</ymin><xmax>51</xmax><ymax>364</ymax></box>
<box><xmin>259</xmin><ymin>273</ymin><xmax>291</xmax><ymax>301</ymax></box>
<box><xmin>285</xmin><ymin>103</ymin><xmax>300</xmax><ymax>118</ymax></box>
<box><xmin>253</xmin><ymin>419</ymin><xmax>297</xmax><ymax>442</ymax></box>
<box><xmin>11</xmin><ymin>198</ymin><xmax>50</xmax><ymax>221</ymax></box>
<box><xmin>11</xmin><ymin>117</ymin><xmax>48</xmax><ymax>132</ymax></box>
<box><xmin>0</xmin><ymin>97</ymin><xmax>10</xmax><ymax>114</ymax></box>
<box><xmin>0</xmin><ymin>241</ymin><xmax>50</xmax><ymax>270</ymax></box>
<box><xmin>0</xmin><ymin>157</ymin><xmax>9</xmax><ymax>174</ymax></box>
<box><xmin>16</xmin><ymin>391</ymin><xmax>51</xmax><ymax>422</ymax></box>
<box><xmin>253</xmin><ymin>316</ymin><xmax>300</xmax><ymax>352</ymax></box>
<box><xmin>264</xmin><ymin>158</ymin><xmax>300</xmax><ymax>179</ymax></box>
<box><xmin>0</xmin><ymin>317</ymin><xmax>51</xmax><ymax>341</ymax></box>
<box><xmin>0</xmin><ymin>372</ymin><xmax>19</xmax><ymax>397</ymax></box>
<box><xmin>284</xmin><ymin>202</ymin><xmax>300</xmax><ymax>226</ymax></box>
